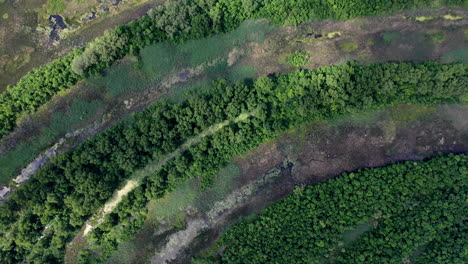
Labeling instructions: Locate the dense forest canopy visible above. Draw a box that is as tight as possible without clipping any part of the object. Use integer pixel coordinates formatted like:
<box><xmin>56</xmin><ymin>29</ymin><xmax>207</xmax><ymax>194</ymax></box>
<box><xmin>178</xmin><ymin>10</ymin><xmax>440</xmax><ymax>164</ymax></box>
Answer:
<box><xmin>0</xmin><ymin>61</ymin><xmax>466</xmax><ymax>263</ymax></box>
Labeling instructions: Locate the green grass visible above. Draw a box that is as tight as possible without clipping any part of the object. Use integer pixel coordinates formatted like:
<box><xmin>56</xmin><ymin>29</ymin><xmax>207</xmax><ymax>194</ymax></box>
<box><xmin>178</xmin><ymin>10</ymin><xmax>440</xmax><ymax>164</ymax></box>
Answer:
<box><xmin>177</xmin><ymin>19</ymin><xmax>275</xmax><ymax>67</ymax></box>
<box><xmin>47</xmin><ymin>99</ymin><xmax>103</xmax><ymax>134</ymax></box>
<box><xmin>426</xmin><ymin>31</ymin><xmax>445</xmax><ymax>44</ymax></box>
<box><xmin>195</xmin><ymin>163</ymin><xmax>241</xmax><ymax>210</ymax></box>
<box><xmin>0</xmin><ymin>142</ymin><xmax>39</xmax><ymax>183</ymax></box>
<box><xmin>339</xmin><ymin>42</ymin><xmax>359</xmax><ymax>52</ymax></box>
<box><xmin>440</xmin><ymin>47</ymin><xmax>468</xmax><ymax>63</ymax></box>
<box><xmin>326</xmin><ymin>103</ymin><xmax>436</xmax><ymax>140</ymax></box>
<box><xmin>147</xmin><ymin>179</ymin><xmax>199</xmax><ymax>220</ymax></box>
<box><xmin>89</xmin><ymin>63</ymin><xmax>150</xmax><ymax>97</ymax></box>
<box><xmin>464</xmin><ymin>29</ymin><xmax>468</xmax><ymax>40</ymax></box>
<box><xmin>0</xmin><ymin>99</ymin><xmax>103</xmax><ymax>183</ymax></box>
<box><xmin>389</xmin><ymin>104</ymin><xmax>435</xmax><ymax>124</ymax></box>
<box><xmin>147</xmin><ymin>162</ymin><xmax>241</xmax><ymax>221</ymax></box>
<box><xmin>169</xmin><ymin>79</ymin><xmax>212</xmax><ymax>103</ymax></box>
<box><xmin>204</xmin><ymin>60</ymin><xmax>230</xmax><ymax>79</ymax></box>
<box><xmin>342</xmin><ymin>223</ymin><xmax>373</xmax><ymax>243</ymax></box>
<box><xmin>382</xmin><ymin>31</ymin><xmax>398</xmax><ymax>44</ymax></box>
<box><xmin>153</xmin><ymin>19</ymin><xmax>268</xmax><ymax>71</ymax></box>
<box><xmin>88</xmin><ymin>19</ymin><xmax>272</xmax><ymax>101</ymax></box>
<box><xmin>228</xmin><ymin>65</ymin><xmax>256</xmax><ymax>82</ymax></box>
<box><xmin>47</xmin><ymin>0</ymin><xmax>65</xmax><ymax>14</ymax></box>
<box><xmin>319</xmin><ymin>222</ymin><xmax>373</xmax><ymax>263</ymax></box>
<box><xmin>171</xmin><ymin>211</ymin><xmax>187</xmax><ymax>230</ymax></box>
<box><xmin>328</xmin><ymin>109</ymin><xmax>380</xmax><ymax>127</ymax></box>
<box><xmin>140</xmin><ymin>43</ymin><xmax>182</xmax><ymax>80</ymax></box>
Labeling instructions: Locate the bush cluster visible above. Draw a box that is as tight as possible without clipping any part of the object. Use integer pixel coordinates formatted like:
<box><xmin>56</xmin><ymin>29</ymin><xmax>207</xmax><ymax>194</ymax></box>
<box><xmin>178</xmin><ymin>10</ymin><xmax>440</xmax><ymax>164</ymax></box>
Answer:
<box><xmin>286</xmin><ymin>51</ymin><xmax>309</xmax><ymax>67</ymax></box>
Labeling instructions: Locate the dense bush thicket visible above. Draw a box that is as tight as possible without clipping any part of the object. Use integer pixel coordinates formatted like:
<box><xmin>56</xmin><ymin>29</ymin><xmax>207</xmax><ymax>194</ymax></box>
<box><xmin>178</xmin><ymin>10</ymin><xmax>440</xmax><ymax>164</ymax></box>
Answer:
<box><xmin>195</xmin><ymin>154</ymin><xmax>467</xmax><ymax>264</ymax></box>
<box><xmin>0</xmin><ymin>61</ymin><xmax>465</xmax><ymax>263</ymax></box>
<box><xmin>413</xmin><ymin>221</ymin><xmax>467</xmax><ymax>263</ymax></box>
<box><xmin>0</xmin><ymin>0</ymin><xmax>463</xmax><ymax>140</ymax></box>
<box><xmin>0</xmin><ymin>51</ymin><xmax>81</xmax><ymax>138</ymax></box>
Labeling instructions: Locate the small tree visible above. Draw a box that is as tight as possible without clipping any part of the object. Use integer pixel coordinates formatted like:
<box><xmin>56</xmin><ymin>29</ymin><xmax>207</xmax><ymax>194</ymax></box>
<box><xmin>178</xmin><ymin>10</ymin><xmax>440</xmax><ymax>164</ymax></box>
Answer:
<box><xmin>71</xmin><ymin>30</ymin><xmax>128</xmax><ymax>75</ymax></box>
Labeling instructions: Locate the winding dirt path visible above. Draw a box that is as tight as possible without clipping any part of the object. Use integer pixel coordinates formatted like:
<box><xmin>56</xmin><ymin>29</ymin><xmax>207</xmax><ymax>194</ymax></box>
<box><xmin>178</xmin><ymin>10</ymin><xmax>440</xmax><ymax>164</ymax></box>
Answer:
<box><xmin>82</xmin><ymin>110</ymin><xmax>257</xmax><ymax>236</ymax></box>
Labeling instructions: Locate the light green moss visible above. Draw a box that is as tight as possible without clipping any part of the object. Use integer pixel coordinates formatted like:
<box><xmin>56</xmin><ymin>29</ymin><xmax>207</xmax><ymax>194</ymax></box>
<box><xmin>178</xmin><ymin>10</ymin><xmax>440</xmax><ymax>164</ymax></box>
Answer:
<box><xmin>327</xmin><ymin>31</ymin><xmax>342</xmax><ymax>39</ymax></box>
<box><xmin>443</xmin><ymin>14</ymin><xmax>463</xmax><ymax>20</ymax></box>
<box><xmin>415</xmin><ymin>16</ymin><xmax>434</xmax><ymax>22</ymax></box>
